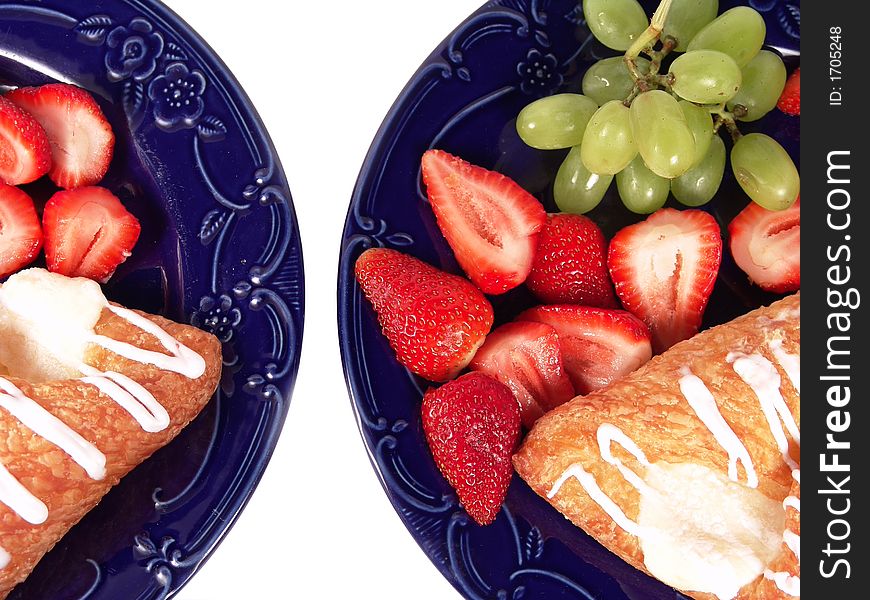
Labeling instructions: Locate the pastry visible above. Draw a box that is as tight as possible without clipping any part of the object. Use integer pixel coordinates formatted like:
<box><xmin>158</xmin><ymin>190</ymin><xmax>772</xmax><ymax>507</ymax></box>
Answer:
<box><xmin>0</xmin><ymin>269</ymin><xmax>221</xmax><ymax>598</ymax></box>
<box><xmin>513</xmin><ymin>293</ymin><xmax>800</xmax><ymax>599</ymax></box>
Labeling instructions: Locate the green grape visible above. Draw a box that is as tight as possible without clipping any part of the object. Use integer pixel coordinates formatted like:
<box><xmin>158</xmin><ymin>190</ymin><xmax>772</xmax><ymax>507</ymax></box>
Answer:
<box><xmin>663</xmin><ymin>0</ymin><xmax>719</xmax><ymax>52</ymax></box>
<box><xmin>583</xmin><ymin>0</ymin><xmax>649</xmax><ymax>51</ymax></box>
<box><xmin>554</xmin><ymin>146</ymin><xmax>614</xmax><ymax>214</ymax></box>
<box><xmin>616</xmin><ymin>155</ymin><xmax>670</xmax><ymax>213</ymax></box>
<box><xmin>687</xmin><ymin>6</ymin><xmax>766</xmax><ymax>67</ymax></box>
<box><xmin>582</xmin><ymin>56</ymin><xmax>650</xmax><ymax>106</ymax></box>
<box><xmin>727</xmin><ymin>50</ymin><xmax>787</xmax><ymax>122</ymax></box>
<box><xmin>679</xmin><ymin>100</ymin><xmax>714</xmax><ymax>167</ymax></box>
<box><xmin>670</xmin><ymin>50</ymin><xmax>742</xmax><ymax>104</ymax></box>
<box><xmin>517</xmin><ymin>94</ymin><xmax>599</xmax><ymax>150</ymax></box>
<box><xmin>671</xmin><ymin>134</ymin><xmax>726</xmax><ymax>206</ymax></box>
<box><xmin>580</xmin><ymin>101</ymin><xmax>637</xmax><ymax>175</ymax></box>
<box><xmin>629</xmin><ymin>90</ymin><xmax>695</xmax><ymax>179</ymax></box>
<box><xmin>731</xmin><ymin>133</ymin><xmax>800</xmax><ymax>210</ymax></box>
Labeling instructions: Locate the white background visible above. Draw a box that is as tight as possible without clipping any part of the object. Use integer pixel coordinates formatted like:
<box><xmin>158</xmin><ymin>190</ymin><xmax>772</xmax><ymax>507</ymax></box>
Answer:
<box><xmin>168</xmin><ymin>1</ymin><xmax>480</xmax><ymax>598</ymax></box>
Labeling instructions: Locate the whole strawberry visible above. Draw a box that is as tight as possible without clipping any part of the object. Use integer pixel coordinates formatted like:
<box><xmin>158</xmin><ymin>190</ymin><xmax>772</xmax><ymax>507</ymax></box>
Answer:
<box><xmin>355</xmin><ymin>247</ymin><xmax>494</xmax><ymax>382</ymax></box>
<box><xmin>422</xmin><ymin>372</ymin><xmax>521</xmax><ymax>525</ymax></box>
<box><xmin>525</xmin><ymin>213</ymin><xmax>616</xmax><ymax>307</ymax></box>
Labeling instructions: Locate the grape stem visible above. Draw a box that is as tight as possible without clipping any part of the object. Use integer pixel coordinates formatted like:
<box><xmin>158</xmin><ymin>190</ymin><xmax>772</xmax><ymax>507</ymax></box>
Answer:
<box><xmin>619</xmin><ymin>0</ymin><xmax>749</xmax><ymax>146</ymax></box>
<box><xmin>624</xmin><ymin>0</ymin><xmax>673</xmax><ymax>80</ymax></box>
<box><xmin>709</xmin><ymin>105</ymin><xmax>743</xmax><ymax>142</ymax></box>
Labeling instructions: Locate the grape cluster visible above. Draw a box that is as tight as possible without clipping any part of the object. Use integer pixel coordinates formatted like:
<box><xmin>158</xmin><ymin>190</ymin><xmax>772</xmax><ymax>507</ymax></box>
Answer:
<box><xmin>516</xmin><ymin>0</ymin><xmax>799</xmax><ymax>215</ymax></box>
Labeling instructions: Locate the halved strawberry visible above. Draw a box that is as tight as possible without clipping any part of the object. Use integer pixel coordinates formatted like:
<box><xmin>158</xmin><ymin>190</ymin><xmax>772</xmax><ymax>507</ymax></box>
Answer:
<box><xmin>355</xmin><ymin>247</ymin><xmax>494</xmax><ymax>382</ymax></box>
<box><xmin>422</xmin><ymin>372</ymin><xmax>520</xmax><ymax>525</ymax></box>
<box><xmin>526</xmin><ymin>213</ymin><xmax>616</xmax><ymax>307</ymax></box>
<box><xmin>0</xmin><ymin>184</ymin><xmax>43</xmax><ymax>278</ymax></box>
<box><xmin>516</xmin><ymin>305</ymin><xmax>652</xmax><ymax>395</ymax></box>
<box><xmin>469</xmin><ymin>321</ymin><xmax>575</xmax><ymax>428</ymax></box>
<box><xmin>42</xmin><ymin>186</ymin><xmax>141</xmax><ymax>282</ymax></box>
<box><xmin>608</xmin><ymin>208</ymin><xmax>722</xmax><ymax>353</ymax></box>
<box><xmin>777</xmin><ymin>68</ymin><xmax>800</xmax><ymax>116</ymax></box>
<box><xmin>728</xmin><ymin>197</ymin><xmax>800</xmax><ymax>293</ymax></box>
<box><xmin>6</xmin><ymin>83</ymin><xmax>114</xmax><ymax>189</ymax></box>
<box><xmin>0</xmin><ymin>96</ymin><xmax>51</xmax><ymax>185</ymax></box>
<box><xmin>421</xmin><ymin>149</ymin><xmax>546</xmax><ymax>294</ymax></box>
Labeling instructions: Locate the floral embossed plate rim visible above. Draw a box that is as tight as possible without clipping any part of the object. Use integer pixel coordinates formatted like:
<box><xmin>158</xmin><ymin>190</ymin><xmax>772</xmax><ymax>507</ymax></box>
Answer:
<box><xmin>338</xmin><ymin>0</ymin><xmax>798</xmax><ymax>598</ymax></box>
<box><xmin>1</xmin><ymin>1</ymin><xmax>304</xmax><ymax>599</ymax></box>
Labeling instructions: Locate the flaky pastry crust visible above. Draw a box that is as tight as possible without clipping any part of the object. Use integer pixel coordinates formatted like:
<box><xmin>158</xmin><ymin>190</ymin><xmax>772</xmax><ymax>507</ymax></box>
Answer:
<box><xmin>513</xmin><ymin>294</ymin><xmax>800</xmax><ymax>599</ymax></box>
<box><xmin>0</xmin><ymin>308</ymin><xmax>221</xmax><ymax>598</ymax></box>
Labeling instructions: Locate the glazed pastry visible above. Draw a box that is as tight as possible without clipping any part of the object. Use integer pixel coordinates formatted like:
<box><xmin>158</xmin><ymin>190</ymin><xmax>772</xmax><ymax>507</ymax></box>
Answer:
<box><xmin>513</xmin><ymin>293</ymin><xmax>800</xmax><ymax>599</ymax></box>
<box><xmin>0</xmin><ymin>269</ymin><xmax>221</xmax><ymax>599</ymax></box>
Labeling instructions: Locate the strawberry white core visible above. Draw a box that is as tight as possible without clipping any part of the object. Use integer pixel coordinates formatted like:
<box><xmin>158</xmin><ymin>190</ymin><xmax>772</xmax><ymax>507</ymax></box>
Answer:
<box><xmin>0</xmin><ymin>268</ymin><xmax>106</xmax><ymax>381</ymax></box>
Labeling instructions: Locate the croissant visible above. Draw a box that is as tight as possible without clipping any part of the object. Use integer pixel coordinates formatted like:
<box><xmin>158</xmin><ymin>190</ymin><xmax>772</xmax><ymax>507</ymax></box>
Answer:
<box><xmin>0</xmin><ymin>269</ymin><xmax>221</xmax><ymax>598</ymax></box>
<box><xmin>513</xmin><ymin>293</ymin><xmax>800</xmax><ymax>599</ymax></box>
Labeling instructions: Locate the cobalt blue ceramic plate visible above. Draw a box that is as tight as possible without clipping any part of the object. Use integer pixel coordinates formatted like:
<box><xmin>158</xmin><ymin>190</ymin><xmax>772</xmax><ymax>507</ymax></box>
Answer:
<box><xmin>339</xmin><ymin>0</ymin><xmax>798</xmax><ymax>598</ymax></box>
<box><xmin>1</xmin><ymin>2</ymin><xmax>303</xmax><ymax>598</ymax></box>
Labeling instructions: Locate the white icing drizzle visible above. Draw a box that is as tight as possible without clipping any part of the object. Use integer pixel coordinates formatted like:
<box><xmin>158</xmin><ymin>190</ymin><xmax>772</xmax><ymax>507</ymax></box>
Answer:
<box><xmin>0</xmin><ymin>378</ymin><xmax>106</xmax><ymax>480</ymax></box>
<box><xmin>597</xmin><ymin>423</ymin><xmax>652</xmax><ymax>493</ymax></box>
<box><xmin>548</xmin><ymin>462</ymin><xmax>645</xmax><ymax>537</ymax></box>
<box><xmin>79</xmin><ymin>365</ymin><xmax>170</xmax><ymax>433</ymax></box>
<box><xmin>764</xmin><ymin>570</ymin><xmax>799</xmax><ymax>596</ymax></box>
<box><xmin>770</xmin><ymin>339</ymin><xmax>800</xmax><ymax>395</ymax></box>
<box><xmin>678</xmin><ymin>368</ymin><xmax>758</xmax><ymax>488</ymax></box>
<box><xmin>0</xmin><ymin>461</ymin><xmax>48</xmax><ymax>525</ymax></box>
<box><xmin>0</xmin><ymin>297</ymin><xmax>207</xmax><ymax>571</ymax></box>
<box><xmin>727</xmin><ymin>353</ymin><xmax>800</xmax><ymax>471</ymax></box>
<box><xmin>548</xmin><ymin>370</ymin><xmax>802</xmax><ymax>599</ymax></box>
<box><xmin>766</xmin><ymin>468</ymin><xmax>800</xmax><ymax>595</ymax></box>
<box><xmin>91</xmin><ymin>305</ymin><xmax>206</xmax><ymax>379</ymax></box>
<box><xmin>783</xmin><ymin>530</ymin><xmax>800</xmax><ymax>562</ymax></box>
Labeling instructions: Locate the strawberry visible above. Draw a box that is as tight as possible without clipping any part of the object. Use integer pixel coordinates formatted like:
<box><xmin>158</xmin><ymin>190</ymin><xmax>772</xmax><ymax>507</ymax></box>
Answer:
<box><xmin>421</xmin><ymin>149</ymin><xmax>546</xmax><ymax>295</ymax></box>
<box><xmin>421</xmin><ymin>372</ymin><xmax>520</xmax><ymax>525</ymax></box>
<box><xmin>526</xmin><ymin>213</ymin><xmax>616</xmax><ymax>307</ymax></box>
<box><xmin>354</xmin><ymin>247</ymin><xmax>494</xmax><ymax>382</ymax></box>
<box><xmin>777</xmin><ymin>68</ymin><xmax>800</xmax><ymax>116</ymax></box>
<box><xmin>608</xmin><ymin>208</ymin><xmax>722</xmax><ymax>354</ymax></box>
<box><xmin>42</xmin><ymin>186</ymin><xmax>141</xmax><ymax>282</ymax></box>
<box><xmin>0</xmin><ymin>184</ymin><xmax>43</xmax><ymax>278</ymax></box>
<box><xmin>0</xmin><ymin>95</ymin><xmax>51</xmax><ymax>185</ymax></box>
<box><xmin>469</xmin><ymin>321</ymin><xmax>575</xmax><ymax>428</ymax></box>
<box><xmin>517</xmin><ymin>305</ymin><xmax>651</xmax><ymax>395</ymax></box>
<box><xmin>6</xmin><ymin>83</ymin><xmax>114</xmax><ymax>189</ymax></box>
<box><xmin>728</xmin><ymin>197</ymin><xmax>800</xmax><ymax>293</ymax></box>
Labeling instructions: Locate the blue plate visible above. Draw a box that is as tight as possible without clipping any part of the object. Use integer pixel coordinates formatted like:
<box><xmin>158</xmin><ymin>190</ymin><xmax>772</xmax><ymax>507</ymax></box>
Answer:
<box><xmin>339</xmin><ymin>1</ymin><xmax>798</xmax><ymax>598</ymax></box>
<box><xmin>0</xmin><ymin>2</ymin><xmax>303</xmax><ymax>598</ymax></box>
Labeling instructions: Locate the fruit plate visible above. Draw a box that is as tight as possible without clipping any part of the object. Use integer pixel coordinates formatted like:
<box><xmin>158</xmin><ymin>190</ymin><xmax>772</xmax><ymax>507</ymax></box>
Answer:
<box><xmin>338</xmin><ymin>0</ymin><xmax>798</xmax><ymax>598</ymax></box>
<box><xmin>0</xmin><ymin>1</ymin><xmax>303</xmax><ymax>599</ymax></box>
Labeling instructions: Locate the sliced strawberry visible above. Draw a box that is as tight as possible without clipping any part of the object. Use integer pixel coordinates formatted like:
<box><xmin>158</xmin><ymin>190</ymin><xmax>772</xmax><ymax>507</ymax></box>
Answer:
<box><xmin>469</xmin><ymin>321</ymin><xmax>575</xmax><ymax>427</ymax></box>
<box><xmin>0</xmin><ymin>184</ymin><xmax>43</xmax><ymax>278</ymax></box>
<box><xmin>526</xmin><ymin>213</ymin><xmax>616</xmax><ymax>307</ymax></box>
<box><xmin>0</xmin><ymin>96</ymin><xmax>51</xmax><ymax>185</ymax></box>
<box><xmin>421</xmin><ymin>149</ymin><xmax>546</xmax><ymax>294</ymax></box>
<box><xmin>6</xmin><ymin>84</ymin><xmax>114</xmax><ymax>189</ymax></box>
<box><xmin>777</xmin><ymin>68</ymin><xmax>800</xmax><ymax>116</ymax></box>
<box><xmin>517</xmin><ymin>305</ymin><xmax>652</xmax><ymax>395</ymax></box>
<box><xmin>354</xmin><ymin>247</ymin><xmax>494</xmax><ymax>382</ymax></box>
<box><xmin>728</xmin><ymin>197</ymin><xmax>800</xmax><ymax>293</ymax></box>
<box><xmin>608</xmin><ymin>208</ymin><xmax>722</xmax><ymax>353</ymax></box>
<box><xmin>42</xmin><ymin>186</ymin><xmax>141</xmax><ymax>282</ymax></box>
<box><xmin>422</xmin><ymin>372</ymin><xmax>520</xmax><ymax>525</ymax></box>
